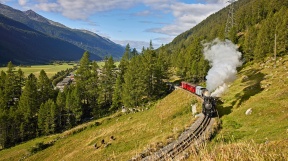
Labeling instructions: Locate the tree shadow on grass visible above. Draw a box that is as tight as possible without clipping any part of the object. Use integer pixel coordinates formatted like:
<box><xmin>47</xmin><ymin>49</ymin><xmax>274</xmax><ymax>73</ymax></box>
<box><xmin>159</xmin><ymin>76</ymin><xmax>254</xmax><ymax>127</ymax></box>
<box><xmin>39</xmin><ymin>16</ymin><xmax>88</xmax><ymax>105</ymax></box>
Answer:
<box><xmin>235</xmin><ymin>70</ymin><xmax>265</xmax><ymax>108</ymax></box>
<box><xmin>216</xmin><ymin>69</ymin><xmax>265</xmax><ymax>118</ymax></box>
<box><xmin>216</xmin><ymin>99</ymin><xmax>232</xmax><ymax>117</ymax></box>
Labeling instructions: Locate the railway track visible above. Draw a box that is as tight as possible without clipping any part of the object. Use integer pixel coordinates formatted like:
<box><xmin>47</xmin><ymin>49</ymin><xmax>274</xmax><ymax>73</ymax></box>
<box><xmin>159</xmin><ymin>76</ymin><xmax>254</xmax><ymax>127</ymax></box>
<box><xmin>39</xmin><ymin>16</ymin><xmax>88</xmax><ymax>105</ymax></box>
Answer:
<box><xmin>130</xmin><ymin>87</ymin><xmax>216</xmax><ymax>161</ymax></box>
<box><xmin>140</xmin><ymin>114</ymin><xmax>212</xmax><ymax>161</ymax></box>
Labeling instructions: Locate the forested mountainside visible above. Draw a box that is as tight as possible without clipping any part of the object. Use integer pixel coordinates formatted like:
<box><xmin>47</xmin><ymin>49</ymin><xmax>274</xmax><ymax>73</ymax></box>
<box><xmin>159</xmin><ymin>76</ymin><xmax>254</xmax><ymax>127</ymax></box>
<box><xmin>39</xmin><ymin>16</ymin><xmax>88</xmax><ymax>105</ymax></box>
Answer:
<box><xmin>0</xmin><ymin>3</ymin><xmax>124</xmax><ymax>61</ymax></box>
<box><xmin>0</xmin><ymin>14</ymin><xmax>92</xmax><ymax>65</ymax></box>
<box><xmin>160</xmin><ymin>0</ymin><xmax>288</xmax><ymax>83</ymax></box>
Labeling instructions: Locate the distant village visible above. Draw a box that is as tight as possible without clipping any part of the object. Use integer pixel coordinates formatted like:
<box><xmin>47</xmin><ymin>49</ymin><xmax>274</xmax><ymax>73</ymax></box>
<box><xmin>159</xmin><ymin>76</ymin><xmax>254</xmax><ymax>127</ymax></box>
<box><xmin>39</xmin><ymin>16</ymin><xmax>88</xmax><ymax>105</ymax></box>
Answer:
<box><xmin>55</xmin><ymin>72</ymin><xmax>75</xmax><ymax>92</ymax></box>
<box><xmin>55</xmin><ymin>68</ymin><xmax>118</xmax><ymax>92</ymax></box>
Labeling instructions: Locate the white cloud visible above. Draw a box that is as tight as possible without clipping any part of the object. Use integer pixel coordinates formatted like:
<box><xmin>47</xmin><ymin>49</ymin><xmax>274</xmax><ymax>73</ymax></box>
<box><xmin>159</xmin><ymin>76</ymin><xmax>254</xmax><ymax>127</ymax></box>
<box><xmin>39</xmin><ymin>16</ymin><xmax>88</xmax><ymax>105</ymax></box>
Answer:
<box><xmin>146</xmin><ymin>2</ymin><xmax>226</xmax><ymax>36</ymax></box>
<box><xmin>28</xmin><ymin>0</ymin><xmax>227</xmax><ymax>45</ymax></box>
<box><xmin>154</xmin><ymin>36</ymin><xmax>174</xmax><ymax>44</ymax></box>
<box><xmin>32</xmin><ymin>0</ymin><xmax>172</xmax><ymax>20</ymax></box>
<box><xmin>134</xmin><ymin>10</ymin><xmax>152</xmax><ymax>16</ymax></box>
<box><xmin>18</xmin><ymin>0</ymin><xmax>28</xmax><ymax>6</ymax></box>
<box><xmin>56</xmin><ymin>0</ymin><xmax>136</xmax><ymax>19</ymax></box>
<box><xmin>34</xmin><ymin>2</ymin><xmax>61</xmax><ymax>12</ymax></box>
<box><xmin>113</xmin><ymin>39</ymin><xmax>162</xmax><ymax>51</ymax></box>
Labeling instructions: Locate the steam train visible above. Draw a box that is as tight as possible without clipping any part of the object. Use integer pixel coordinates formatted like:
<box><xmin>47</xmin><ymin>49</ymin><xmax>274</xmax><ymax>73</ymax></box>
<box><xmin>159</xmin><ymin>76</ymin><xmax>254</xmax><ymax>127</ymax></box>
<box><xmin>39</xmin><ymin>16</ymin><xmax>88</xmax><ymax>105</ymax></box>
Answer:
<box><xmin>181</xmin><ymin>82</ymin><xmax>216</xmax><ymax>117</ymax></box>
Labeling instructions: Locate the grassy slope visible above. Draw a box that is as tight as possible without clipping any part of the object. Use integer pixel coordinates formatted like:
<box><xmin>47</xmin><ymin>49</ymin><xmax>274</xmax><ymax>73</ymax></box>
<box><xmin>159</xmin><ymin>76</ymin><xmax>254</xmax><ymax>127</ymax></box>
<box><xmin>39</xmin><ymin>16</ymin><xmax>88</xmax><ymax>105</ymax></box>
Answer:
<box><xmin>0</xmin><ymin>89</ymin><xmax>202</xmax><ymax>161</ymax></box>
<box><xmin>1</xmin><ymin>56</ymin><xmax>287</xmax><ymax>160</ymax></box>
<box><xmin>188</xmin><ymin>55</ymin><xmax>288</xmax><ymax>160</ymax></box>
<box><xmin>218</xmin><ymin>55</ymin><xmax>288</xmax><ymax>142</ymax></box>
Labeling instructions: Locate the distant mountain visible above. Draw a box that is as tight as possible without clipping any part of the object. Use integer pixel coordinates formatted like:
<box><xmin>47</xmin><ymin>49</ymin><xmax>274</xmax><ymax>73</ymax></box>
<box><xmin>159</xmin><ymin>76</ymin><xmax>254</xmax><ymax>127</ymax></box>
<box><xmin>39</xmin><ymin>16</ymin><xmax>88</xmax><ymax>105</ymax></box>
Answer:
<box><xmin>0</xmin><ymin>3</ymin><xmax>124</xmax><ymax>60</ymax></box>
<box><xmin>0</xmin><ymin>14</ymin><xmax>101</xmax><ymax>65</ymax></box>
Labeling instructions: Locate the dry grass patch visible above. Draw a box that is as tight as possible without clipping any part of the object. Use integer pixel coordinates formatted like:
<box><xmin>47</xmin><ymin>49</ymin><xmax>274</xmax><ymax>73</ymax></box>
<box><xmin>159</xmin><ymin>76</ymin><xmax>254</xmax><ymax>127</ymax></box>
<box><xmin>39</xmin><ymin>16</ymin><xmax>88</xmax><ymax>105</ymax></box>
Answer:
<box><xmin>188</xmin><ymin>139</ymin><xmax>288</xmax><ymax>161</ymax></box>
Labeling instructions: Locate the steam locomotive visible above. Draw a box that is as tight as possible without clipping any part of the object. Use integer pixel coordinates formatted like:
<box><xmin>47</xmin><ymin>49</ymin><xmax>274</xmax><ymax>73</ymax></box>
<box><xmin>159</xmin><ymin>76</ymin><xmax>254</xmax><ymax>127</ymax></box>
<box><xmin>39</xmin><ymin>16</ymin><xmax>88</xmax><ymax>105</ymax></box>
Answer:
<box><xmin>181</xmin><ymin>81</ymin><xmax>216</xmax><ymax>117</ymax></box>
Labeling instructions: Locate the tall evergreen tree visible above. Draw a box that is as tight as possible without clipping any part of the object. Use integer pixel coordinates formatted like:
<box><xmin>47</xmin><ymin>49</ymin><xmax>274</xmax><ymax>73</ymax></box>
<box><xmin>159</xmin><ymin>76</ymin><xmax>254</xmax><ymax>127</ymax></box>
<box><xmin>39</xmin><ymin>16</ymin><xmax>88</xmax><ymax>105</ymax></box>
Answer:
<box><xmin>71</xmin><ymin>86</ymin><xmax>82</xmax><ymax>123</ymax></box>
<box><xmin>50</xmin><ymin>99</ymin><xmax>60</xmax><ymax>133</ymax></box>
<box><xmin>243</xmin><ymin>26</ymin><xmax>257</xmax><ymax>62</ymax></box>
<box><xmin>0</xmin><ymin>108</ymin><xmax>9</xmax><ymax>148</ymax></box>
<box><xmin>131</xmin><ymin>48</ymin><xmax>138</xmax><ymax>57</ymax></box>
<box><xmin>65</xmin><ymin>91</ymin><xmax>73</xmax><ymax>128</ymax></box>
<box><xmin>122</xmin><ymin>56</ymin><xmax>146</xmax><ymax>107</ymax></box>
<box><xmin>0</xmin><ymin>71</ymin><xmax>6</xmax><ymax>109</ymax></box>
<box><xmin>4</xmin><ymin>62</ymin><xmax>16</xmax><ymax>109</ymax></box>
<box><xmin>87</xmin><ymin>61</ymin><xmax>99</xmax><ymax>117</ymax></box>
<box><xmin>38</xmin><ymin>70</ymin><xmax>53</xmax><ymax>104</ymax></box>
<box><xmin>38</xmin><ymin>102</ymin><xmax>49</xmax><ymax>135</ymax></box>
<box><xmin>100</xmin><ymin>56</ymin><xmax>116</xmax><ymax>107</ymax></box>
<box><xmin>111</xmin><ymin>75</ymin><xmax>122</xmax><ymax>111</ymax></box>
<box><xmin>18</xmin><ymin>74</ymin><xmax>39</xmax><ymax>140</ymax></box>
<box><xmin>14</xmin><ymin>69</ymin><xmax>25</xmax><ymax>99</ymax></box>
<box><xmin>118</xmin><ymin>44</ymin><xmax>130</xmax><ymax>83</ymax></box>
<box><xmin>38</xmin><ymin>99</ymin><xmax>59</xmax><ymax>135</ymax></box>
<box><xmin>56</xmin><ymin>91</ymin><xmax>66</xmax><ymax>128</ymax></box>
<box><xmin>76</xmin><ymin>51</ymin><xmax>91</xmax><ymax>105</ymax></box>
<box><xmin>65</xmin><ymin>86</ymin><xmax>82</xmax><ymax>125</ymax></box>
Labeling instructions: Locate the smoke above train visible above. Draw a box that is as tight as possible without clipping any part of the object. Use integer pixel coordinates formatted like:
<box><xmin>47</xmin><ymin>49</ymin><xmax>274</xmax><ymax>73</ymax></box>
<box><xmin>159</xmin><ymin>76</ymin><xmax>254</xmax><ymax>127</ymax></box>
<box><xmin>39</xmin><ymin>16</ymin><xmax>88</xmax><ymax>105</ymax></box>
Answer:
<box><xmin>203</xmin><ymin>38</ymin><xmax>242</xmax><ymax>97</ymax></box>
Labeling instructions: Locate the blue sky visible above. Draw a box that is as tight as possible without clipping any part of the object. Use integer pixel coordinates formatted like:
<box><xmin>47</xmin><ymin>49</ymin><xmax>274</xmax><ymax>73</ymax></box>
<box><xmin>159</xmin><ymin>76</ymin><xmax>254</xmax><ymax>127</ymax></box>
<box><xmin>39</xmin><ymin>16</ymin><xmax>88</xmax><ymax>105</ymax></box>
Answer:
<box><xmin>1</xmin><ymin>0</ymin><xmax>228</xmax><ymax>51</ymax></box>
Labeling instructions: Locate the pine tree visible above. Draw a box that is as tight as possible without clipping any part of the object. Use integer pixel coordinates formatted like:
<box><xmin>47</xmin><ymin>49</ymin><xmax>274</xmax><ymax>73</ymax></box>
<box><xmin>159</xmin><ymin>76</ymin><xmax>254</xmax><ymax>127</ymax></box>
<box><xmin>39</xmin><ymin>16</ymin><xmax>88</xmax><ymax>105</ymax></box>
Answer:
<box><xmin>14</xmin><ymin>69</ymin><xmax>25</xmax><ymax>99</ymax></box>
<box><xmin>76</xmin><ymin>51</ymin><xmax>91</xmax><ymax>105</ymax></box>
<box><xmin>65</xmin><ymin>91</ymin><xmax>73</xmax><ymax>128</ymax></box>
<box><xmin>37</xmin><ymin>99</ymin><xmax>59</xmax><ymax>135</ymax></box>
<box><xmin>0</xmin><ymin>109</ymin><xmax>9</xmax><ymax>148</ymax></box>
<box><xmin>56</xmin><ymin>91</ymin><xmax>66</xmax><ymax>128</ymax></box>
<box><xmin>65</xmin><ymin>86</ymin><xmax>82</xmax><ymax>125</ymax></box>
<box><xmin>275</xmin><ymin>7</ymin><xmax>288</xmax><ymax>56</ymax></box>
<box><xmin>118</xmin><ymin>44</ymin><xmax>130</xmax><ymax>83</ymax></box>
<box><xmin>100</xmin><ymin>56</ymin><xmax>116</xmax><ymax>107</ymax></box>
<box><xmin>122</xmin><ymin>56</ymin><xmax>145</xmax><ymax>107</ymax></box>
<box><xmin>18</xmin><ymin>73</ymin><xmax>39</xmax><ymax>140</ymax></box>
<box><xmin>0</xmin><ymin>71</ymin><xmax>6</xmax><ymax>109</ymax></box>
<box><xmin>141</xmin><ymin>46</ymin><xmax>156</xmax><ymax>99</ymax></box>
<box><xmin>243</xmin><ymin>26</ymin><xmax>257</xmax><ymax>62</ymax></box>
<box><xmin>87</xmin><ymin>61</ymin><xmax>99</xmax><ymax>117</ymax></box>
<box><xmin>50</xmin><ymin>99</ymin><xmax>60</xmax><ymax>133</ymax></box>
<box><xmin>4</xmin><ymin>62</ymin><xmax>16</xmax><ymax>109</ymax></box>
<box><xmin>38</xmin><ymin>70</ymin><xmax>53</xmax><ymax>104</ymax></box>
<box><xmin>8</xmin><ymin>106</ymin><xmax>21</xmax><ymax>146</ymax></box>
<box><xmin>71</xmin><ymin>86</ymin><xmax>82</xmax><ymax>123</ymax></box>
<box><xmin>38</xmin><ymin>103</ymin><xmax>48</xmax><ymax>135</ymax></box>
<box><xmin>131</xmin><ymin>48</ymin><xmax>138</xmax><ymax>57</ymax></box>
<box><xmin>254</xmin><ymin>16</ymin><xmax>274</xmax><ymax>61</ymax></box>
<box><xmin>111</xmin><ymin>75</ymin><xmax>122</xmax><ymax>111</ymax></box>
<box><xmin>153</xmin><ymin>47</ymin><xmax>169</xmax><ymax>97</ymax></box>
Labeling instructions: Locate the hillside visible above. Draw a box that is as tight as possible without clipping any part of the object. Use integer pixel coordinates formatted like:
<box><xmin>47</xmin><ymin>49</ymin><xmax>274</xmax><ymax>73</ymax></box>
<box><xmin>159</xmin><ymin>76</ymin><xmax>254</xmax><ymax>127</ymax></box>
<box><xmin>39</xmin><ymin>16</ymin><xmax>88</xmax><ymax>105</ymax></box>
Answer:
<box><xmin>187</xmin><ymin>55</ymin><xmax>288</xmax><ymax>160</ymax></box>
<box><xmin>0</xmin><ymin>3</ymin><xmax>124</xmax><ymax>62</ymax></box>
<box><xmin>0</xmin><ymin>89</ymin><xmax>201</xmax><ymax>160</ymax></box>
<box><xmin>160</xmin><ymin>0</ymin><xmax>288</xmax><ymax>83</ymax></box>
<box><xmin>0</xmin><ymin>14</ymin><xmax>93</xmax><ymax>65</ymax></box>
<box><xmin>0</xmin><ymin>56</ymin><xmax>287</xmax><ymax>160</ymax></box>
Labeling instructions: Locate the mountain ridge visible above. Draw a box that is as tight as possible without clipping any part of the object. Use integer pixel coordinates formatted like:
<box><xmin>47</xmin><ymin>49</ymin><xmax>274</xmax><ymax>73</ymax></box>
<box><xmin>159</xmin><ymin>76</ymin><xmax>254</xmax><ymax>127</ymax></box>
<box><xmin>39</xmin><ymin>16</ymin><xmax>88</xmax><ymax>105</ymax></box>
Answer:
<box><xmin>0</xmin><ymin>3</ymin><xmax>124</xmax><ymax>62</ymax></box>
<box><xmin>0</xmin><ymin>13</ymin><xmax>99</xmax><ymax>65</ymax></box>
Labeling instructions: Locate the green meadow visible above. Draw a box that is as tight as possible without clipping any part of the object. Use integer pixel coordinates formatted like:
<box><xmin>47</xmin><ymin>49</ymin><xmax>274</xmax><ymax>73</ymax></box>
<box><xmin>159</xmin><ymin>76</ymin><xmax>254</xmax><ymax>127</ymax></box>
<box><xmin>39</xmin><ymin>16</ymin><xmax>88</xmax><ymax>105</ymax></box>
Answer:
<box><xmin>0</xmin><ymin>61</ymin><xmax>120</xmax><ymax>78</ymax></box>
<box><xmin>0</xmin><ymin>64</ymin><xmax>75</xmax><ymax>78</ymax></box>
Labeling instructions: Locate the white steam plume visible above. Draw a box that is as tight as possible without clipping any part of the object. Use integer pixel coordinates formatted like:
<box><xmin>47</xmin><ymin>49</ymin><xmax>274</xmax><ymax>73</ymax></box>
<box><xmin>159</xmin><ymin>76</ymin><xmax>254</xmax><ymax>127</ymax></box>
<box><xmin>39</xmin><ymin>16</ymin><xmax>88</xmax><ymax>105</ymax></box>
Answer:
<box><xmin>203</xmin><ymin>38</ymin><xmax>242</xmax><ymax>97</ymax></box>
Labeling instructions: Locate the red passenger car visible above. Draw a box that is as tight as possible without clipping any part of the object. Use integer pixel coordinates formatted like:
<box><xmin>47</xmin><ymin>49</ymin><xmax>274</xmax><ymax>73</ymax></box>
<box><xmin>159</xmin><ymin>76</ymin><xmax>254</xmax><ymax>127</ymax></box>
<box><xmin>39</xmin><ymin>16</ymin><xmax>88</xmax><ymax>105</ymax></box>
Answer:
<box><xmin>181</xmin><ymin>81</ymin><xmax>196</xmax><ymax>94</ymax></box>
